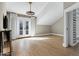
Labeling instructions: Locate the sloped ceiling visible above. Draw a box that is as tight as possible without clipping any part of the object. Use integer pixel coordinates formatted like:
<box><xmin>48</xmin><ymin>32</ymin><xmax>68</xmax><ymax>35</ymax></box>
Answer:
<box><xmin>64</xmin><ymin>2</ymin><xmax>76</xmax><ymax>9</ymax></box>
<box><xmin>5</xmin><ymin>2</ymin><xmax>63</xmax><ymax>25</ymax></box>
<box><xmin>37</xmin><ymin>2</ymin><xmax>63</xmax><ymax>25</ymax></box>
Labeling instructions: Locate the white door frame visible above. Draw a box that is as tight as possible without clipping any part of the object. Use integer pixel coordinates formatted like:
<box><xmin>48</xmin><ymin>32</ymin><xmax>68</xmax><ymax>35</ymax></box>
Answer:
<box><xmin>63</xmin><ymin>3</ymin><xmax>79</xmax><ymax>47</ymax></box>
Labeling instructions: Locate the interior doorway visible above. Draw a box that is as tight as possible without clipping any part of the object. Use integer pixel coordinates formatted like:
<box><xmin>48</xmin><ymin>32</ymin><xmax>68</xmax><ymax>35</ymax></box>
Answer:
<box><xmin>64</xmin><ymin>5</ymin><xmax>79</xmax><ymax>47</ymax></box>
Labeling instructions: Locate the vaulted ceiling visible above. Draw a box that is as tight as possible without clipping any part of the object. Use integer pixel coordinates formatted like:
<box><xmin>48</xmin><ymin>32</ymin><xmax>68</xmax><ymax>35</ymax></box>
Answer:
<box><xmin>64</xmin><ymin>2</ymin><xmax>76</xmax><ymax>9</ymax></box>
<box><xmin>5</xmin><ymin>2</ymin><xmax>63</xmax><ymax>25</ymax></box>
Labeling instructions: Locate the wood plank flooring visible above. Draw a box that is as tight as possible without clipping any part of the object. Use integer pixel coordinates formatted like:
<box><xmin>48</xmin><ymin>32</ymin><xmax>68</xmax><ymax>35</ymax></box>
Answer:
<box><xmin>5</xmin><ymin>35</ymin><xmax>79</xmax><ymax>56</ymax></box>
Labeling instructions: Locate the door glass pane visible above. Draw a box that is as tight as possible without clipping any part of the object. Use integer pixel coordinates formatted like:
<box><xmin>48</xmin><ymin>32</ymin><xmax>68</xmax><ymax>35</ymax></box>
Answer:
<box><xmin>76</xmin><ymin>8</ymin><xmax>79</xmax><ymax>41</ymax></box>
<box><xmin>73</xmin><ymin>9</ymin><xmax>77</xmax><ymax>43</ymax></box>
<box><xmin>25</xmin><ymin>21</ymin><xmax>29</xmax><ymax>34</ymax></box>
<box><xmin>19</xmin><ymin>21</ymin><xmax>23</xmax><ymax>35</ymax></box>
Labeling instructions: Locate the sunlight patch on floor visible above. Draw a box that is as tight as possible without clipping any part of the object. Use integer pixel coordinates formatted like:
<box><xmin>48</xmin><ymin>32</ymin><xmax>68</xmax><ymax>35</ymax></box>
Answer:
<box><xmin>23</xmin><ymin>37</ymin><xmax>50</xmax><ymax>40</ymax></box>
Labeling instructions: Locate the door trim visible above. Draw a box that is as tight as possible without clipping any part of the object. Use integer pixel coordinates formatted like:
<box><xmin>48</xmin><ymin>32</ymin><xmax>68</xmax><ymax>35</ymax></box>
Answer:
<box><xmin>63</xmin><ymin>3</ymin><xmax>79</xmax><ymax>47</ymax></box>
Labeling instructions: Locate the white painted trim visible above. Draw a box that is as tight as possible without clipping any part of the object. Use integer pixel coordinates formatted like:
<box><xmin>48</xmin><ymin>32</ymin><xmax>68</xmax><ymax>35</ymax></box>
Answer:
<box><xmin>64</xmin><ymin>11</ymin><xmax>69</xmax><ymax>47</ymax></box>
<box><xmin>65</xmin><ymin>2</ymin><xmax>79</xmax><ymax>12</ymax></box>
<box><xmin>50</xmin><ymin>33</ymin><xmax>64</xmax><ymax>36</ymax></box>
<box><xmin>63</xmin><ymin>43</ymin><xmax>68</xmax><ymax>48</ymax></box>
<box><xmin>35</xmin><ymin>33</ymin><xmax>64</xmax><ymax>37</ymax></box>
<box><xmin>34</xmin><ymin>33</ymin><xmax>52</xmax><ymax>36</ymax></box>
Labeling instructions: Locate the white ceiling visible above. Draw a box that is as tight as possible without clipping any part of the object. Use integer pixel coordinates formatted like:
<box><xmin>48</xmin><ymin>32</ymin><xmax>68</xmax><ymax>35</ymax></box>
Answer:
<box><xmin>64</xmin><ymin>2</ymin><xmax>76</xmax><ymax>9</ymax></box>
<box><xmin>5</xmin><ymin>2</ymin><xmax>63</xmax><ymax>25</ymax></box>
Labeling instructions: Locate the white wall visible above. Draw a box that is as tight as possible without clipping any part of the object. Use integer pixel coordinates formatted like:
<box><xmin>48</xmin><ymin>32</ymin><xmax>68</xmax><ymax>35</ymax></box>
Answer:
<box><xmin>51</xmin><ymin>17</ymin><xmax>64</xmax><ymax>35</ymax></box>
<box><xmin>7</xmin><ymin>12</ymin><xmax>17</xmax><ymax>39</ymax></box>
<box><xmin>31</xmin><ymin>17</ymin><xmax>36</xmax><ymax>36</ymax></box>
<box><xmin>36</xmin><ymin>17</ymin><xmax>64</xmax><ymax>35</ymax></box>
<box><xmin>0</xmin><ymin>3</ymin><xmax>3</xmax><ymax>30</ymax></box>
<box><xmin>0</xmin><ymin>3</ymin><xmax>6</xmax><ymax>30</ymax></box>
<box><xmin>36</xmin><ymin>25</ymin><xmax>51</xmax><ymax>35</ymax></box>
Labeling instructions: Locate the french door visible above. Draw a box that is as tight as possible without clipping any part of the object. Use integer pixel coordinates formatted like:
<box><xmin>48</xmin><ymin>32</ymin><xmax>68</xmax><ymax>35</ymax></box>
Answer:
<box><xmin>17</xmin><ymin>17</ymin><xmax>31</xmax><ymax>38</ymax></box>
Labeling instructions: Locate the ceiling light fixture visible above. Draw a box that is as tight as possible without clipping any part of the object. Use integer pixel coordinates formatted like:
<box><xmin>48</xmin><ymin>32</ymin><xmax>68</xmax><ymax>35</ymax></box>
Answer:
<box><xmin>26</xmin><ymin>2</ymin><xmax>35</xmax><ymax>16</ymax></box>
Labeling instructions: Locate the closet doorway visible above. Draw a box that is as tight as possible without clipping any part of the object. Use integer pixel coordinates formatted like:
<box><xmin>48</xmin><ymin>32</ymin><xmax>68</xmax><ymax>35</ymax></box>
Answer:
<box><xmin>64</xmin><ymin>3</ymin><xmax>79</xmax><ymax>47</ymax></box>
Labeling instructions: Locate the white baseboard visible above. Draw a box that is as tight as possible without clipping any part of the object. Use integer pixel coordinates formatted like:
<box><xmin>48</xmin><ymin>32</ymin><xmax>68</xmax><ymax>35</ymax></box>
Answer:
<box><xmin>63</xmin><ymin>43</ymin><xmax>68</xmax><ymax>47</ymax></box>
<box><xmin>50</xmin><ymin>33</ymin><xmax>64</xmax><ymax>36</ymax></box>
<box><xmin>34</xmin><ymin>33</ymin><xmax>51</xmax><ymax>36</ymax></box>
<box><xmin>34</xmin><ymin>33</ymin><xmax>64</xmax><ymax>37</ymax></box>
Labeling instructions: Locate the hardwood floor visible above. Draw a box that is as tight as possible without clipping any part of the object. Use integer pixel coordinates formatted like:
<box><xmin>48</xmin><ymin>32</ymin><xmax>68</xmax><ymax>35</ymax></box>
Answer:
<box><xmin>4</xmin><ymin>35</ymin><xmax>79</xmax><ymax>56</ymax></box>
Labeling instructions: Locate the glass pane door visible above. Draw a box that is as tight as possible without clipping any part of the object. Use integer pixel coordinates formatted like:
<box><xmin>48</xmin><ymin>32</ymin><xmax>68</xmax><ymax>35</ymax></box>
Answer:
<box><xmin>19</xmin><ymin>21</ymin><xmax>23</xmax><ymax>35</ymax></box>
<box><xmin>25</xmin><ymin>21</ymin><xmax>29</xmax><ymax>35</ymax></box>
<box><xmin>17</xmin><ymin>17</ymin><xmax>30</xmax><ymax>37</ymax></box>
<box><xmin>19</xmin><ymin>20</ymin><xmax>29</xmax><ymax>36</ymax></box>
